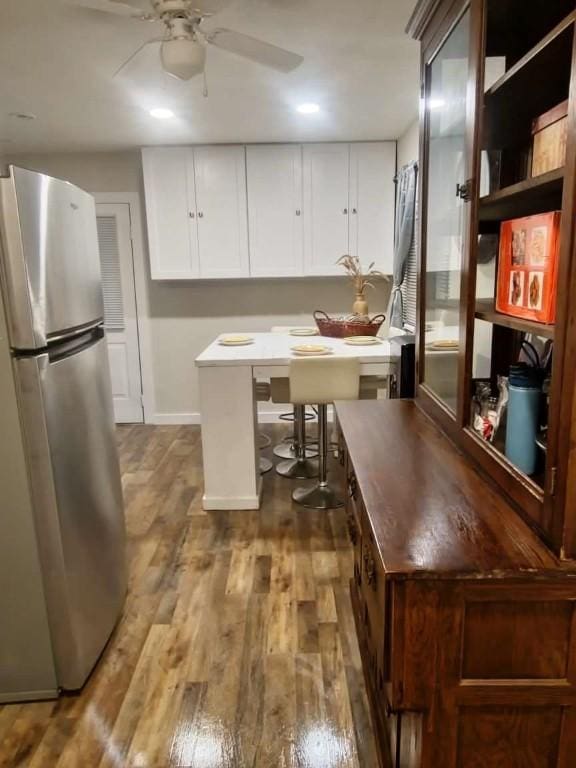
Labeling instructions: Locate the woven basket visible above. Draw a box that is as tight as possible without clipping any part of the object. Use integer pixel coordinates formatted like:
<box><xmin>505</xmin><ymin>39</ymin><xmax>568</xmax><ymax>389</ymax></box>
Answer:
<box><xmin>313</xmin><ymin>310</ymin><xmax>385</xmax><ymax>338</ymax></box>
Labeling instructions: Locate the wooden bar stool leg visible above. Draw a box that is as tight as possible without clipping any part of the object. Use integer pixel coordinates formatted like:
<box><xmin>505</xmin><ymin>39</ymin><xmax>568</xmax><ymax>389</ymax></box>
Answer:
<box><xmin>292</xmin><ymin>405</ymin><xmax>343</xmax><ymax>509</ymax></box>
<box><xmin>276</xmin><ymin>405</ymin><xmax>319</xmax><ymax>479</ymax></box>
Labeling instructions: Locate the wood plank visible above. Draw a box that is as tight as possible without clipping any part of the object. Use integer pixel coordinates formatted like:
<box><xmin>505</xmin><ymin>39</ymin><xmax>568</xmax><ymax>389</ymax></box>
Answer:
<box><xmin>0</xmin><ymin>424</ymin><xmax>377</xmax><ymax>768</ymax></box>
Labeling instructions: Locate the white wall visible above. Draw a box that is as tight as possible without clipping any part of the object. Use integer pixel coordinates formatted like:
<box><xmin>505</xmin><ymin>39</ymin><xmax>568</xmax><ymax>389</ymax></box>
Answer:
<box><xmin>2</xmin><ymin>151</ymin><xmax>391</xmax><ymax>423</ymax></box>
<box><xmin>397</xmin><ymin>118</ymin><xmax>419</xmax><ymax>169</ymax></box>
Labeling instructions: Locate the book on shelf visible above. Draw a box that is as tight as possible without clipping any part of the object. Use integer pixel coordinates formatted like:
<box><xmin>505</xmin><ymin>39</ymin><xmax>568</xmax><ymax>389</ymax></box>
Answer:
<box><xmin>495</xmin><ymin>212</ymin><xmax>560</xmax><ymax>325</ymax></box>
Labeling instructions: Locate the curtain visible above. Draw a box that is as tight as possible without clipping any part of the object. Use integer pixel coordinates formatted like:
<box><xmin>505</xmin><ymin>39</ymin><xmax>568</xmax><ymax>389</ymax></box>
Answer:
<box><xmin>390</xmin><ymin>161</ymin><xmax>418</xmax><ymax>329</ymax></box>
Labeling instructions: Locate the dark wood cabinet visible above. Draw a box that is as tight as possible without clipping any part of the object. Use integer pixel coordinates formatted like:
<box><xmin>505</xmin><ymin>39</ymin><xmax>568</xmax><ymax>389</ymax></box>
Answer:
<box><xmin>337</xmin><ymin>399</ymin><xmax>576</xmax><ymax>768</ymax></box>
<box><xmin>408</xmin><ymin>0</ymin><xmax>576</xmax><ymax>559</ymax></box>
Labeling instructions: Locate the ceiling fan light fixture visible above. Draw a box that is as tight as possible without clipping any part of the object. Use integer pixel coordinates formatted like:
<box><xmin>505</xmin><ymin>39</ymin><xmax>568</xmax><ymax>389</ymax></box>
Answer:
<box><xmin>161</xmin><ymin>38</ymin><xmax>206</xmax><ymax>80</ymax></box>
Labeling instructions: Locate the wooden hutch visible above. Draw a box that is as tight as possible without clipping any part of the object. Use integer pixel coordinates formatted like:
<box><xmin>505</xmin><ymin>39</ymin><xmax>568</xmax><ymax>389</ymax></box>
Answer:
<box><xmin>335</xmin><ymin>1</ymin><xmax>576</xmax><ymax>765</ymax></box>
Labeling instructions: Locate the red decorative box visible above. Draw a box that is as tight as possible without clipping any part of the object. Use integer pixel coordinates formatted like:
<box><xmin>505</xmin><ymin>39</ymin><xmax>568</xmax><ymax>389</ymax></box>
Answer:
<box><xmin>495</xmin><ymin>212</ymin><xmax>560</xmax><ymax>325</ymax></box>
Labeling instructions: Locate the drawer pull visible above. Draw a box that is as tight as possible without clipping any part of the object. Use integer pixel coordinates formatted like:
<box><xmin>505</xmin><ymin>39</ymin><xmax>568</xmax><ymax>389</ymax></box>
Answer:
<box><xmin>348</xmin><ymin>474</ymin><xmax>358</xmax><ymax>500</ymax></box>
<box><xmin>346</xmin><ymin>513</ymin><xmax>358</xmax><ymax>545</ymax></box>
<box><xmin>363</xmin><ymin>545</ymin><xmax>377</xmax><ymax>589</ymax></box>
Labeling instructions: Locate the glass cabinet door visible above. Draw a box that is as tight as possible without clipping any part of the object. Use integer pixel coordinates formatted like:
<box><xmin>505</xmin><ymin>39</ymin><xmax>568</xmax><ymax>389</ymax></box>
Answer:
<box><xmin>422</xmin><ymin>8</ymin><xmax>471</xmax><ymax>414</ymax></box>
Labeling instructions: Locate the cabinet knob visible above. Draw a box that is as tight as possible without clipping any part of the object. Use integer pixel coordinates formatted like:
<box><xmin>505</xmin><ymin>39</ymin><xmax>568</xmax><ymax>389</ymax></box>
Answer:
<box><xmin>352</xmin><ymin>208</ymin><xmax>357</xmax><ymax>214</ymax></box>
<box><xmin>198</xmin><ymin>212</ymin><xmax>204</xmax><ymax>218</ymax></box>
<box><xmin>189</xmin><ymin>211</ymin><xmax>195</xmax><ymax>219</ymax></box>
<box><xmin>343</xmin><ymin>208</ymin><xmax>348</xmax><ymax>214</ymax></box>
<box><xmin>296</xmin><ymin>209</ymin><xmax>301</xmax><ymax>216</ymax></box>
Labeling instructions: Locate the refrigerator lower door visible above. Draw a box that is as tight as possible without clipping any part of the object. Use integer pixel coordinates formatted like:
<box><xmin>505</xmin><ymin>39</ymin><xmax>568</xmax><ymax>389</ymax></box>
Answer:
<box><xmin>15</xmin><ymin>333</ymin><xmax>126</xmax><ymax>690</ymax></box>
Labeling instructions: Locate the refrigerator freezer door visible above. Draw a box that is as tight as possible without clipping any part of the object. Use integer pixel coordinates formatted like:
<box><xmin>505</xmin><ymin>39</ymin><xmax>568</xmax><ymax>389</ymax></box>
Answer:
<box><xmin>15</xmin><ymin>333</ymin><xmax>126</xmax><ymax>690</ymax></box>
<box><xmin>0</xmin><ymin>166</ymin><xmax>104</xmax><ymax>350</ymax></box>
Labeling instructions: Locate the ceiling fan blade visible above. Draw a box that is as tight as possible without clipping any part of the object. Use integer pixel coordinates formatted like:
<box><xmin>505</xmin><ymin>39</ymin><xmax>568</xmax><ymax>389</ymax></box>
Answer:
<box><xmin>207</xmin><ymin>28</ymin><xmax>303</xmax><ymax>73</ymax></box>
<box><xmin>190</xmin><ymin>0</ymin><xmax>234</xmax><ymax>13</ymax></box>
<box><xmin>65</xmin><ymin>0</ymin><xmax>150</xmax><ymax>18</ymax></box>
<box><xmin>114</xmin><ymin>38</ymin><xmax>164</xmax><ymax>77</ymax></box>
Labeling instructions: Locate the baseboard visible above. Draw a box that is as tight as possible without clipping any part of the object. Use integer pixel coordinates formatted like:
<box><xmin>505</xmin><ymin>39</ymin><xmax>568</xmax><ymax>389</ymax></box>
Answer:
<box><xmin>149</xmin><ymin>408</ymin><xmax>333</xmax><ymax>426</ymax></box>
<box><xmin>150</xmin><ymin>412</ymin><xmax>201</xmax><ymax>425</ymax></box>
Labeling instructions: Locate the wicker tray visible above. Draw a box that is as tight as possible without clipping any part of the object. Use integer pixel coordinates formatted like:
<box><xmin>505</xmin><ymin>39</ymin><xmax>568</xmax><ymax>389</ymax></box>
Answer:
<box><xmin>313</xmin><ymin>310</ymin><xmax>385</xmax><ymax>338</ymax></box>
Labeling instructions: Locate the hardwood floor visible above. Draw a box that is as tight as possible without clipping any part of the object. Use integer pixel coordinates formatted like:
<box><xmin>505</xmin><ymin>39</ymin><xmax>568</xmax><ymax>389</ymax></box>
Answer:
<box><xmin>0</xmin><ymin>425</ymin><xmax>378</xmax><ymax>768</ymax></box>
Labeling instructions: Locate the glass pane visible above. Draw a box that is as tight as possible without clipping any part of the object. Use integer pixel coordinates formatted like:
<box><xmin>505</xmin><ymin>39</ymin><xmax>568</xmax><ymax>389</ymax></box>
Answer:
<box><xmin>423</xmin><ymin>9</ymin><xmax>470</xmax><ymax>413</ymax></box>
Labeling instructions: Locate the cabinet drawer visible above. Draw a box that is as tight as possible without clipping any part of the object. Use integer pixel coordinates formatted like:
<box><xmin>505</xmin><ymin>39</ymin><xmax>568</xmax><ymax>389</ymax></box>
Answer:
<box><xmin>360</xmin><ymin>519</ymin><xmax>388</xmax><ymax>692</ymax></box>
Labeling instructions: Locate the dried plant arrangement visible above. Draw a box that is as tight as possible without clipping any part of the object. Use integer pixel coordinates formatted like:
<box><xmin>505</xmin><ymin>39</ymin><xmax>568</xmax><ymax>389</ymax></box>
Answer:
<box><xmin>336</xmin><ymin>255</ymin><xmax>387</xmax><ymax>318</ymax></box>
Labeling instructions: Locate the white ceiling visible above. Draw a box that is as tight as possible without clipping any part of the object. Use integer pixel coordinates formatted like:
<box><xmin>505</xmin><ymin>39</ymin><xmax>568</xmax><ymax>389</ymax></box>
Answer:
<box><xmin>0</xmin><ymin>0</ymin><xmax>420</xmax><ymax>153</ymax></box>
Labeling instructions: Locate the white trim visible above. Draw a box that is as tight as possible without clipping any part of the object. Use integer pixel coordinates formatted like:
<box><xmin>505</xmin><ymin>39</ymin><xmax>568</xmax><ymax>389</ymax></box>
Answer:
<box><xmin>93</xmin><ymin>192</ymin><xmax>156</xmax><ymax>424</ymax></box>
<box><xmin>152</xmin><ymin>412</ymin><xmax>201</xmax><ymax>425</ymax></box>
<box><xmin>202</xmin><ymin>485</ymin><xmax>262</xmax><ymax>511</ymax></box>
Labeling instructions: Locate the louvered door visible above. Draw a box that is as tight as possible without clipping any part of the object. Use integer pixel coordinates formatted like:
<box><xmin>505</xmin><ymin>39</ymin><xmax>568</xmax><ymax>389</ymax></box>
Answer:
<box><xmin>96</xmin><ymin>203</ymin><xmax>143</xmax><ymax>423</ymax></box>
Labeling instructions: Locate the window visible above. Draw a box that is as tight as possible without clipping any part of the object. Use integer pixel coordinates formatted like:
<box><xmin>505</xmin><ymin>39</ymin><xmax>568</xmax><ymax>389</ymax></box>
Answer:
<box><xmin>401</xmin><ymin>197</ymin><xmax>418</xmax><ymax>331</ymax></box>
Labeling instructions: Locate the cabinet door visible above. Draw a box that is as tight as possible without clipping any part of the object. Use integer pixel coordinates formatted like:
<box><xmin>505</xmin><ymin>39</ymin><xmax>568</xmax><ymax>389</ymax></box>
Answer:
<box><xmin>193</xmin><ymin>146</ymin><xmax>249</xmax><ymax>278</ymax></box>
<box><xmin>303</xmin><ymin>143</ymin><xmax>350</xmax><ymax>275</ymax></box>
<box><xmin>142</xmin><ymin>147</ymin><xmax>199</xmax><ymax>279</ymax></box>
<box><xmin>349</xmin><ymin>142</ymin><xmax>396</xmax><ymax>275</ymax></box>
<box><xmin>246</xmin><ymin>145</ymin><xmax>303</xmax><ymax>277</ymax></box>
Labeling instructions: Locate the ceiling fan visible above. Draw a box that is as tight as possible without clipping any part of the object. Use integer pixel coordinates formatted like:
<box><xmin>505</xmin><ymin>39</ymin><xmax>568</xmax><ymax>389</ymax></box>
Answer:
<box><xmin>66</xmin><ymin>0</ymin><xmax>304</xmax><ymax>81</ymax></box>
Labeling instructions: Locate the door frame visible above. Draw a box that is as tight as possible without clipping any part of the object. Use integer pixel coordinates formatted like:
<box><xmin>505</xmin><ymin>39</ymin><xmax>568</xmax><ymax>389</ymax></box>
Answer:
<box><xmin>94</xmin><ymin>192</ymin><xmax>155</xmax><ymax>424</ymax></box>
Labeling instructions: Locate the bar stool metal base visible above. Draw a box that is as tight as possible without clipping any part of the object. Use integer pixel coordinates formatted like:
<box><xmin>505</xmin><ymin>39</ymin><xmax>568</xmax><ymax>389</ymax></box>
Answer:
<box><xmin>276</xmin><ymin>457</ymin><xmax>318</xmax><ymax>479</ymax></box>
<box><xmin>259</xmin><ymin>457</ymin><xmax>273</xmax><ymax>474</ymax></box>
<box><xmin>259</xmin><ymin>433</ymin><xmax>272</xmax><ymax>449</ymax></box>
<box><xmin>273</xmin><ymin>441</ymin><xmax>318</xmax><ymax>460</ymax></box>
<box><xmin>292</xmin><ymin>483</ymin><xmax>343</xmax><ymax>509</ymax></box>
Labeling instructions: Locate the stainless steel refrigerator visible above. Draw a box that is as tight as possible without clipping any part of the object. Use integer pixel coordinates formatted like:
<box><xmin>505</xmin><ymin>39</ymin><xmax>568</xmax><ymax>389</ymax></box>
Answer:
<box><xmin>0</xmin><ymin>166</ymin><xmax>126</xmax><ymax>701</ymax></box>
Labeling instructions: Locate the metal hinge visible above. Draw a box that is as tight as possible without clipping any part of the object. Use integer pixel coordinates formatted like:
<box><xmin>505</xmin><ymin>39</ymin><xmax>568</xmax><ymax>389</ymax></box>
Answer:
<box><xmin>549</xmin><ymin>466</ymin><xmax>558</xmax><ymax>496</ymax></box>
<box><xmin>456</xmin><ymin>179</ymin><xmax>473</xmax><ymax>202</ymax></box>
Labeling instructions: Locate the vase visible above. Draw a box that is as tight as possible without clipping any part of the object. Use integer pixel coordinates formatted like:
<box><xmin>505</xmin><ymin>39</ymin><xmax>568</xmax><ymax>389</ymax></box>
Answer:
<box><xmin>352</xmin><ymin>293</ymin><xmax>369</xmax><ymax>317</ymax></box>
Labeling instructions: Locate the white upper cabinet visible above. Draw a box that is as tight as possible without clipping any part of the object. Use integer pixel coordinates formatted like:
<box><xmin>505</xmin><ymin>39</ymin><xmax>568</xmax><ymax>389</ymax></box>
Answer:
<box><xmin>142</xmin><ymin>142</ymin><xmax>395</xmax><ymax>280</ymax></box>
<box><xmin>303</xmin><ymin>143</ymin><xmax>351</xmax><ymax>276</ymax></box>
<box><xmin>349</xmin><ymin>143</ymin><xmax>396</xmax><ymax>275</ymax></box>
<box><xmin>142</xmin><ymin>147</ymin><xmax>199</xmax><ymax>279</ymax></box>
<box><xmin>193</xmin><ymin>146</ymin><xmax>249</xmax><ymax>279</ymax></box>
<box><xmin>246</xmin><ymin>145</ymin><xmax>303</xmax><ymax>277</ymax></box>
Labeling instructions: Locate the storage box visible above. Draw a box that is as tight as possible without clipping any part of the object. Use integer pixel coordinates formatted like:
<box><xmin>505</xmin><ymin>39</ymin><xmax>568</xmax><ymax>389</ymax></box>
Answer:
<box><xmin>531</xmin><ymin>100</ymin><xmax>568</xmax><ymax>177</ymax></box>
<box><xmin>495</xmin><ymin>212</ymin><xmax>560</xmax><ymax>325</ymax></box>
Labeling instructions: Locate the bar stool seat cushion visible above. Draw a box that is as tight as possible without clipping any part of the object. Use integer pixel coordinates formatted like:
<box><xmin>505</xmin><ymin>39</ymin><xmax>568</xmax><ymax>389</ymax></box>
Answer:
<box><xmin>289</xmin><ymin>357</ymin><xmax>360</xmax><ymax>405</ymax></box>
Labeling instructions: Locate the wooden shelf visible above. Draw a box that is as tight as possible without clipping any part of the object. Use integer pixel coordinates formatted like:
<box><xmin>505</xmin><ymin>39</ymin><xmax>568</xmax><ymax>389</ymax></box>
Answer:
<box><xmin>479</xmin><ymin>168</ymin><xmax>564</xmax><ymax>222</ymax></box>
<box><xmin>482</xmin><ymin>24</ymin><xmax>573</xmax><ymax>150</ymax></box>
<box><xmin>475</xmin><ymin>299</ymin><xmax>555</xmax><ymax>339</ymax></box>
<box><xmin>486</xmin><ymin>11</ymin><xmax>575</xmax><ymax>97</ymax></box>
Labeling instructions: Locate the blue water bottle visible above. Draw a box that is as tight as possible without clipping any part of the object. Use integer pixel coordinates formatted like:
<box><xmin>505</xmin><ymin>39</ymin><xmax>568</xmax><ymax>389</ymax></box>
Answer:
<box><xmin>505</xmin><ymin>365</ymin><xmax>542</xmax><ymax>476</ymax></box>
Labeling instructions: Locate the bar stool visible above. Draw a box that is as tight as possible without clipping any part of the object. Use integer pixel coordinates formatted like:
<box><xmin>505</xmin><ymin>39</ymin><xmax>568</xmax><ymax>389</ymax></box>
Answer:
<box><xmin>269</xmin><ymin>325</ymin><xmax>317</xmax><ymax>464</ymax></box>
<box><xmin>272</xmin><ymin>377</ymin><xmax>319</xmax><ymax>479</ymax></box>
<box><xmin>255</xmin><ymin>381</ymin><xmax>273</xmax><ymax>474</ymax></box>
<box><xmin>290</xmin><ymin>357</ymin><xmax>360</xmax><ymax>509</ymax></box>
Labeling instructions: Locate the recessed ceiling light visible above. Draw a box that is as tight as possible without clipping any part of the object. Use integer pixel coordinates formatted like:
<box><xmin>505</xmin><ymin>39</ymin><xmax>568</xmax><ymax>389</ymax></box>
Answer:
<box><xmin>296</xmin><ymin>103</ymin><xmax>320</xmax><ymax>114</ymax></box>
<box><xmin>150</xmin><ymin>108</ymin><xmax>175</xmax><ymax>120</ymax></box>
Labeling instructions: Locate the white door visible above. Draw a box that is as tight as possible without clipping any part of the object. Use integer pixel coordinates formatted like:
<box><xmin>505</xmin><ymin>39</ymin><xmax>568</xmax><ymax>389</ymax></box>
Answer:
<box><xmin>141</xmin><ymin>147</ymin><xmax>199</xmax><ymax>279</ymax></box>
<box><xmin>303</xmin><ymin>143</ymin><xmax>350</xmax><ymax>275</ymax></box>
<box><xmin>96</xmin><ymin>203</ymin><xmax>144</xmax><ymax>424</ymax></box>
<box><xmin>349</xmin><ymin>142</ymin><xmax>396</xmax><ymax>274</ymax></box>
<box><xmin>246</xmin><ymin>145</ymin><xmax>304</xmax><ymax>277</ymax></box>
<box><xmin>193</xmin><ymin>146</ymin><xmax>250</xmax><ymax>278</ymax></box>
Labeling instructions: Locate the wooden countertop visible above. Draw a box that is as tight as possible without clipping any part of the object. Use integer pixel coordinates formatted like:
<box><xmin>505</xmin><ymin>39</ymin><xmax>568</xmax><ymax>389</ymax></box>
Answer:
<box><xmin>335</xmin><ymin>399</ymin><xmax>572</xmax><ymax>579</ymax></box>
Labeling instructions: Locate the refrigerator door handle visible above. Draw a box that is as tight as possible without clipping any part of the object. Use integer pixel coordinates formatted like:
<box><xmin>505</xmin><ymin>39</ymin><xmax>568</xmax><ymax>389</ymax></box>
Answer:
<box><xmin>46</xmin><ymin>320</ymin><xmax>103</xmax><ymax>347</ymax></box>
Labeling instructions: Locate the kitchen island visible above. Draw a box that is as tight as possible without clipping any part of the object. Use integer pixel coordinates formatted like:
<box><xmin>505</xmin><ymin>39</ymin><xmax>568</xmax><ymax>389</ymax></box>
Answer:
<box><xmin>195</xmin><ymin>332</ymin><xmax>399</xmax><ymax>510</ymax></box>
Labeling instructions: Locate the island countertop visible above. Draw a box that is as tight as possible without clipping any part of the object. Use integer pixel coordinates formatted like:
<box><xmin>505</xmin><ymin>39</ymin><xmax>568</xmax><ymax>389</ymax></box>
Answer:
<box><xmin>195</xmin><ymin>332</ymin><xmax>398</xmax><ymax>368</ymax></box>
